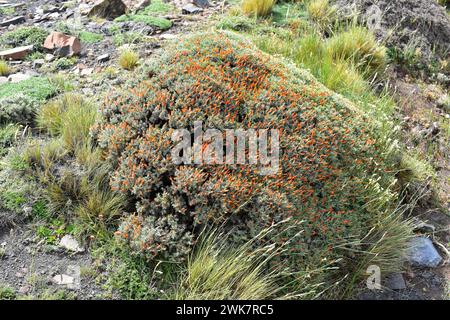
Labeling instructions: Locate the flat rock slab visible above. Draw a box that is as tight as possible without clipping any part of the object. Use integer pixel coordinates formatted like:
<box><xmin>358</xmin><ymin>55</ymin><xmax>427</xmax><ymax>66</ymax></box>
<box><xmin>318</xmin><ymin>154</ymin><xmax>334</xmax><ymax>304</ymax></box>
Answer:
<box><xmin>0</xmin><ymin>16</ymin><xmax>26</xmax><ymax>27</ymax></box>
<box><xmin>407</xmin><ymin>237</ymin><xmax>442</xmax><ymax>268</ymax></box>
<box><xmin>0</xmin><ymin>45</ymin><xmax>33</xmax><ymax>60</ymax></box>
<box><xmin>7</xmin><ymin>73</ymin><xmax>31</xmax><ymax>83</ymax></box>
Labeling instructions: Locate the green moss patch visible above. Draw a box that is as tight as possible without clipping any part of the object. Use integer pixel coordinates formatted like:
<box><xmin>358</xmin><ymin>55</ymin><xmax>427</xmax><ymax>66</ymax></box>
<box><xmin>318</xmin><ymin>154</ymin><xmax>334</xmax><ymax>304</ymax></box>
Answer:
<box><xmin>114</xmin><ymin>0</ymin><xmax>173</xmax><ymax>30</ymax></box>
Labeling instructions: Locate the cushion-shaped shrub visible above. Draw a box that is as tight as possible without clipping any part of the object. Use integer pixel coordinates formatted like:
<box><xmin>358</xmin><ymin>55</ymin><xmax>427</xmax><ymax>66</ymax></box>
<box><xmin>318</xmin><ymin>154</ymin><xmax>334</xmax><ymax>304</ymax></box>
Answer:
<box><xmin>95</xmin><ymin>32</ymin><xmax>400</xmax><ymax>271</ymax></box>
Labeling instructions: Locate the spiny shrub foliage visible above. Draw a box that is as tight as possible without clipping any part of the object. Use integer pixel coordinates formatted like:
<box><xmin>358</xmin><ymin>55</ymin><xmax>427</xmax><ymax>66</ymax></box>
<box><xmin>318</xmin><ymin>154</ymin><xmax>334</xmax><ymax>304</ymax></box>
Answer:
<box><xmin>95</xmin><ymin>33</ymin><xmax>397</xmax><ymax>267</ymax></box>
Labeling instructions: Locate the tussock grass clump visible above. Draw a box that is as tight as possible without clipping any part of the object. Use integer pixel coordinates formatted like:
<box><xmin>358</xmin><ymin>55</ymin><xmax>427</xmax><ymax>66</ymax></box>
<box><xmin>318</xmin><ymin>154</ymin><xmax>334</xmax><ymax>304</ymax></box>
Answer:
<box><xmin>171</xmin><ymin>226</ymin><xmax>289</xmax><ymax>300</ymax></box>
<box><xmin>242</xmin><ymin>0</ymin><xmax>276</xmax><ymax>17</ymax></box>
<box><xmin>75</xmin><ymin>188</ymin><xmax>126</xmax><ymax>241</ymax></box>
<box><xmin>37</xmin><ymin>94</ymin><xmax>96</xmax><ymax>152</ymax></box>
<box><xmin>118</xmin><ymin>50</ymin><xmax>139</xmax><ymax>71</ymax></box>
<box><xmin>170</xmin><ymin>223</ymin><xmax>336</xmax><ymax>300</ymax></box>
<box><xmin>23</xmin><ymin>139</ymin><xmax>67</xmax><ymax>177</ymax></box>
<box><xmin>326</xmin><ymin>26</ymin><xmax>387</xmax><ymax>76</ymax></box>
<box><xmin>306</xmin><ymin>0</ymin><xmax>336</xmax><ymax>31</ymax></box>
<box><xmin>0</xmin><ymin>60</ymin><xmax>10</xmax><ymax>76</ymax></box>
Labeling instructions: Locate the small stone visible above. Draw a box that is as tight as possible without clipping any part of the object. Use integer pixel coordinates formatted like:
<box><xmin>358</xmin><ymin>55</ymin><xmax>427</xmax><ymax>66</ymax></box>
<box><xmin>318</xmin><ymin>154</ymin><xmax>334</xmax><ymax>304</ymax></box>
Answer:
<box><xmin>49</xmin><ymin>12</ymin><xmax>60</xmax><ymax>19</ymax></box>
<box><xmin>59</xmin><ymin>235</ymin><xmax>84</xmax><ymax>253</ymax></box>
<box><xmin>193</xmin><ymin>0</ymin><xmax>210</xmax><ymax>8</ymax></box>
<box><xmin>81</xmin><ymin>68</ymin><xmax>94</xmax><ymax>76</ymax></box>
<box><xmin>33</xmin><ymin>59</ymin><xmax>45</xmax><ymax>69</ymax></box>
<box><xmin>0</xmin><ymin>77</ymin><xmax>8</xmax><ymax>84</ymax></box>
<box><xmin>159</xmin><ymin>33</ymin><xmax>177</xmax><ymax>40</ymax></box>
<box><xmin>0</xmin><ymin>45</ymin><xmax>34</xmax><ymax>60</ymax></box>
<box><xmin>385</xmin><ymin>273</ymin><xmax>406</xmax><ymax>290</ymax></box>
<box><xmin>182</xmin><ymin>4</ymin><xmax>203</xmax><ymax>14</ymax></box>
<box><xmin>96</xmin><ymin>53</ymin><xmax>110</xmax><ymax>63</ymax></box>
<box><xmin>7</xmin><ymin>73</ymin><xmax>31</xmax><ymax>83</ymax></box>
<box><xmin>413</xmin><ymin>220</ymin><xmax>436</xmax><ymax>233</ymax></box>
<box><xmin>407</xmin><ymin>237</ymin><xmax>443</xmax><ymax>268</ymax></box>
<box><xmin>18</xmin><ymin>286</ymin><xmax>30</xmax><ymax>294</ymax></box>
<box><xmin>0</xmin><ymin>16</ymin><xmax>26</xmax><ymax>27</ymax></box>
<box><xmin>44</xmin><ymin>53</ymin><xmax>55</xmax><ymax>62</ymax></box>
<box><xmin>52</xmin><ymin>274</ymin><xmax>74</xmax><ymax>286</ymax></box>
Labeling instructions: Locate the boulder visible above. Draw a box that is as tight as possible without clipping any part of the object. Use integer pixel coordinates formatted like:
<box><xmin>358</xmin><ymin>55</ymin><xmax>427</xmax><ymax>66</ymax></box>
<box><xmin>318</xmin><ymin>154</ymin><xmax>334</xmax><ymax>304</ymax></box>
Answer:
<box><xmin>406</xmin><ymin>237</ymin><xmax>443</xmax><ymax>268</ymax></box>
<box><xmin>43</xmin><ymin>32</ymin><xmax>81</xmax><ymax>57</ymax></box>
<box><xmin>88</xmin><ymin>0</ymin><xmax>127</xmax><ymax>20</ymax></box>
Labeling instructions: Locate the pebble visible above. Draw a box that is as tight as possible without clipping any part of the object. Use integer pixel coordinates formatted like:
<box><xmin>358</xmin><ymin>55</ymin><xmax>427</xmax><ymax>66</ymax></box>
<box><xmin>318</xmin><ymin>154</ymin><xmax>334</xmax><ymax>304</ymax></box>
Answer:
<box><xmin>59</xmin><ymin>235</ymin><xmax>84</xmax><ymax>253</ymax></box>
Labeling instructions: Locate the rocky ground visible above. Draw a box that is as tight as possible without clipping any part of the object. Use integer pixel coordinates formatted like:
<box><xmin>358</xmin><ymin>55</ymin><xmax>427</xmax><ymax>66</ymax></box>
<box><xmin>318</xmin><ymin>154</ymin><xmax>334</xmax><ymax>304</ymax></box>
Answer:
<box><xmin>0</xmin><ymin>0</ymin><xmax>449</xmax><ymax>300</ymax></box>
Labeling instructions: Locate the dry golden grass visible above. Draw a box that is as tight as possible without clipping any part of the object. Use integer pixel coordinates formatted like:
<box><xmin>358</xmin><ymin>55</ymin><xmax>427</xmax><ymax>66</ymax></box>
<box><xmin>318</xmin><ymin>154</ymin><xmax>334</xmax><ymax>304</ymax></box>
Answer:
<box><xmin>0</xmin><ymin>60</ymin><xmax>10</xmax><ymax>76</ymax></box>
<box><xmin>306</xmin><ymin>0</ymin><xmax>336</xmax><ymax>30</ymax></box>
<box><xmin>242</xmin><ymin>0</ymin><xmax>276</xmax><ymax>18</ymax></box>
<box><xmin>118</xmin><ymin>49</ymin><xmax>139</xmax><ymax>71</ymax></box>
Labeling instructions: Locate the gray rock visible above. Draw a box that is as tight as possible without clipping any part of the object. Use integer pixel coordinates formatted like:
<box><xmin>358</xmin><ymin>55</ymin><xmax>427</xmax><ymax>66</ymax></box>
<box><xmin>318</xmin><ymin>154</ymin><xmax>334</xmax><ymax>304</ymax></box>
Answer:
<box><xmin>384</xmin><ymin>273</ymin><xmax>406</xmax><ymax>290</ymax></box>
<box><xmin>193</xmin><ymin>0</ymin><xmax>210</xmax><ymax>8</ymax></box>
<box><xmin>88</xmin><ymin>0</ymin><xmax>127</xmax><ymax>20</ymax></box>
<box><xmin>33</xmin><ymin>59</ymin><xmax>45</xmax><ymax>69</ymax></box>
<box><xmin>182</xmin><ymin>4</ymin><xmax>203</xmax><ymax>14</ymax></box>
<box><xmin>407</xmin><ymin>237</ymin><xmax>442</xmax><ymax>268</ymax></box>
